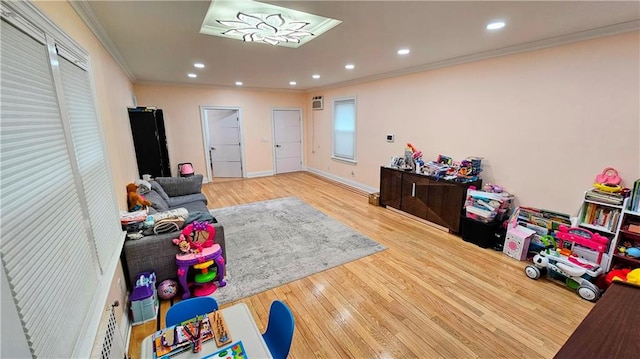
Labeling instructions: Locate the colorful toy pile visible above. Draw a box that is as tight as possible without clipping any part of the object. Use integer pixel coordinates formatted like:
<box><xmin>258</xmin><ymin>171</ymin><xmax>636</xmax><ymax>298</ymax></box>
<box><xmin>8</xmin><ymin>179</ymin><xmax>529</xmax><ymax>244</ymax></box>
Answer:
<box><xmin>389</xmin><ymin>143</ymin><xmax>483</xmax><ymax>183</ymax></box>
<box><xmin>463</xmin><ymin>185</ymin><xmax>513</xmax><ymax>223</ymax></box>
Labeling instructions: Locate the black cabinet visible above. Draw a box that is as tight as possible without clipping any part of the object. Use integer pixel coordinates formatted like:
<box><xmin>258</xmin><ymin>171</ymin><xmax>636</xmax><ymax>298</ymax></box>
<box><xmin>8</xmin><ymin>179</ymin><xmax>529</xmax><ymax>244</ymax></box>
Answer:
<box><xmin>401</xmin><ymin>172</ymin><xmax>430</xmax><ymax>219</ymax></box>
<box><xmin>379</xmin><ymin>166</ymin><xmax>481</xmax><ymax>233</ymax></box>
<box><xmin>128</xmin><ymin>107</ymin><xmax>171</xmax><ymax>178</ymax></box>
<box><xmin>380</xmin><ymin>167</ymin><xmax>403</xmax><ymax>209</ymax></box>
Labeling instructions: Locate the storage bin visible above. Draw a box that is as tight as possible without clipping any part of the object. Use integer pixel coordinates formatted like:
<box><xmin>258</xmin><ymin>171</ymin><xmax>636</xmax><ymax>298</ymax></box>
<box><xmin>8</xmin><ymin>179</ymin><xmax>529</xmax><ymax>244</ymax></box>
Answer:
<box><xmin>460</xmin><ymin>215</ymin><xmax>501</xmax><ymax>248</ymax></box>
<box><xmin>368</xmin><ymin>192</ymin><xmax>380</xmax><ymax>206</ymax></box>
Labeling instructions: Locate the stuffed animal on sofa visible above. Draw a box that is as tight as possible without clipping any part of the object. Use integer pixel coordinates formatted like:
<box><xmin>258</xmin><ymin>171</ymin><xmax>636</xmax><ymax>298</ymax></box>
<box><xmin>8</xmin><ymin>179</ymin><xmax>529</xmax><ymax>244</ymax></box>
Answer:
<box><xmin>127</xmin><ymin>183</ymin><xmax>152</xmax><ymax>211</ymax></box>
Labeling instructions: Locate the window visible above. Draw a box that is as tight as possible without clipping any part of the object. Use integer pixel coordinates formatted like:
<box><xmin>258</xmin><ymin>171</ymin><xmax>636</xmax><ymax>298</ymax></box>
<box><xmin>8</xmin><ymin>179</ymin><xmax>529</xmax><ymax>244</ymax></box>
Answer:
<box><xmin>1</xmin><ymin>2</ymin><xmax>123</xmax><ymax>357</ymax></box>
<box><xmin>332</xmin><ymin>97</ymin><xmax>356</xmax><ymax>162</ymax></box>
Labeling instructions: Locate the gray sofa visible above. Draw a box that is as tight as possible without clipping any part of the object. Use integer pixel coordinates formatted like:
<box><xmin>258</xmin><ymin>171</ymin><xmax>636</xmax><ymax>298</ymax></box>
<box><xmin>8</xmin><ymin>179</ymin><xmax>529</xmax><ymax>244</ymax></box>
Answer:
<box><xmin>122</xmin><ymin>174</ymin><xmax>226</xmax><ymax>288</ymax></box>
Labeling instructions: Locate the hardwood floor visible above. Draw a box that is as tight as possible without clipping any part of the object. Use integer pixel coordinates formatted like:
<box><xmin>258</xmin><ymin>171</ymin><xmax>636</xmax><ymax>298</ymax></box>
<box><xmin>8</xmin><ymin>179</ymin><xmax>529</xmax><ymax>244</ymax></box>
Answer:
<box><xmin>127</xmin><ymin>172</ymin><xmax>593</xmax><ymax>358</ymax></box>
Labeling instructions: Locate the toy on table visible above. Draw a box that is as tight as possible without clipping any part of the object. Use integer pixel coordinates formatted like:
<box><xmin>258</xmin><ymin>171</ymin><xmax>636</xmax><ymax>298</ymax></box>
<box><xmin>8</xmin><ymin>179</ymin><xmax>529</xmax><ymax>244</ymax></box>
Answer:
<box><xmin>153</xmin><ymin>315</ymin><xmax>214</xmax><ymax>358</ymax></box>
<box><xmin>127</xmin><ymin>183</ymin><xmax>152</xmax><ymax>212</ymax></box>
<box><xmin>202</xmin><ymin>341</ymin><xmax>247</xmax><ymax>359</ymax></box>
<box><xmin>524</xmin><ymin>226</ymin><xmax>606</xmax><ymax>302</ymax></box>
<box><xmin>209</xmin><ymin>310</ymin><xmax>232</xmax><ymax>347</ymax></box>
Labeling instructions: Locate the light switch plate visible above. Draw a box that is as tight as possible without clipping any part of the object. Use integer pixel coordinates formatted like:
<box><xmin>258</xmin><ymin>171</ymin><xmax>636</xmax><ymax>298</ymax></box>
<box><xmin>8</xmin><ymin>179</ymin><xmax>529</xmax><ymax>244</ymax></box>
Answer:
<box><xmin>386</xmin><ymin>134</ymin><xmax>394</xmax><ymax>142</ymax></box>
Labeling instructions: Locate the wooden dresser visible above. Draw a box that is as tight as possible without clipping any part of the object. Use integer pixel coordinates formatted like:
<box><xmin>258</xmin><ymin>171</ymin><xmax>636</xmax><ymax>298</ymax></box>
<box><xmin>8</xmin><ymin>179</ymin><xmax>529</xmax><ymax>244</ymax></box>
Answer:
<box><xmin>379</xmin><ymin>166</ymin><xmax>481</xmax><ymax>233</ymax></box>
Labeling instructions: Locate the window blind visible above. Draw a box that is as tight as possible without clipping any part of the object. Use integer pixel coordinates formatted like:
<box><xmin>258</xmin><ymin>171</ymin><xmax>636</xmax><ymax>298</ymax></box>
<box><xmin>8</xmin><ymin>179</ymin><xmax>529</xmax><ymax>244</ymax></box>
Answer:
<box><xmin>0</xmin><ymin>19</ymin><xmax>100</xmax><ymax>359</ymax></box>
<box><xmin>333</xmin><ymin>98</ymin><xmax>356</xmax><ymax>161</ymax></box>
<box><xmin>59</xmin><ymin>54</ymin><xmax>123</xmax><ymax>270</ymax></box>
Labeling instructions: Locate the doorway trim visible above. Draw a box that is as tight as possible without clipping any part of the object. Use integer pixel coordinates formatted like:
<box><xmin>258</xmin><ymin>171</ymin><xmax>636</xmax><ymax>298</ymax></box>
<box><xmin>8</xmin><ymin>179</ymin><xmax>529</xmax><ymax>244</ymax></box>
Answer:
<box><xmin>200</xmin><ymin>106</ymin><xmax>246</xmax><ymax>182</ymax></box>
<box><xmin>271</xmin><ymin>107</ymin><xmax>304</xmax><ymax>174</ymax></box>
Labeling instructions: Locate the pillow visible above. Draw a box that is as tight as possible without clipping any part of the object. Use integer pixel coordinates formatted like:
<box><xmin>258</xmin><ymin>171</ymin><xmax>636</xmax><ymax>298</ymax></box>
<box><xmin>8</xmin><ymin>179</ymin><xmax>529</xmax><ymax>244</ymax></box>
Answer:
<box><xmin>154</xmin><ymin>174</ymin><xmax>203</xmax><ymax>197</ymax></box>
<box><xmin>150</xmin><ymin>181</ymin><xmax>171</xmax><ymax>202</ymax></box>
<box><xmin>144</xmin><ymin>190</ymin><xmax>169</xmax><ymax>212</ymax></box>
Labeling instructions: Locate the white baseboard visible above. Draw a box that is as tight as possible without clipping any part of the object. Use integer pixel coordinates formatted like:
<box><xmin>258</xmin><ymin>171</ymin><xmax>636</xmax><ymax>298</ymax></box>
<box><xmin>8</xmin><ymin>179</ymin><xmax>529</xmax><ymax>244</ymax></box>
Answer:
<box><xmin>247</xmin><ymin>170</ymin><xmax>274</xmax><ymax>178</ymax></box>
<box><xmin>305</xmin><ymin>167</ymin><xmax>378</xmax><ymax>194</ymax></box>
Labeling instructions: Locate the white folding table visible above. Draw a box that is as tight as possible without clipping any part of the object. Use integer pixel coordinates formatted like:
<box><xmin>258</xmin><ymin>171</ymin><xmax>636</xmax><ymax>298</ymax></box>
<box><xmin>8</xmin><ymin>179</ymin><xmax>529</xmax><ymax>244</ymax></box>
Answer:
<box><xmin>140</xmin><ymin>303</ymin><xmax>272</xmax><ymax>358</ymax></box>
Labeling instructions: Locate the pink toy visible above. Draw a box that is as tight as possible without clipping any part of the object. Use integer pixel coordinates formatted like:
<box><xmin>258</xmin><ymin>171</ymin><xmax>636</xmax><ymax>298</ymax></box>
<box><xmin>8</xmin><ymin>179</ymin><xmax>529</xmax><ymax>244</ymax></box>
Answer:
<box><xmin>157</xmin><ymin>279</ymin><xmax>178</xmax><ymax>300</ymax></box>
<box><xmin>181</xmin><ymin>221</ymin><xmax>215</xmax><ymax>253</ymax></box>
<box><xmin>176</xmin><ymin>244</ymin><xmax>226</xmax><ymax>299</ymax></box>
<box><xmin>554</xmin><ymin>225</ymin><xmax>608</xmax><ymax>265</ymax></box>
<box><xmin>595</xmin><ymin>167</ymin><xmax>621</xmax><ymax>186</ymax></box>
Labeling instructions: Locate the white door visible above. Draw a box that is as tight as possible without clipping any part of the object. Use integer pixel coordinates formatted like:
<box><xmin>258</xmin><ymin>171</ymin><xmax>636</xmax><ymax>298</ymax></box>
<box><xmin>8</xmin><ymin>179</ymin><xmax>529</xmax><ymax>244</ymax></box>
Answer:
<box><xmin>273</xmin><ymin>109</ymin><xmax>302</xmax><ymax>174</ymax></box>
<box><xmin>204</xmin><ymin>109</ymin><xmax>243</xmax><ymax>178</ymax></box>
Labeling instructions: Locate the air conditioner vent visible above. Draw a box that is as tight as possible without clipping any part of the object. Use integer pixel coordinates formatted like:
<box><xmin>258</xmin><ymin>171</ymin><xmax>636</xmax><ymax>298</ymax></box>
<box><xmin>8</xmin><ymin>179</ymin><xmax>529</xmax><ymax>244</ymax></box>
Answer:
<box><xmin>312</xmin><ymin>96</ymin><xmax>323</xmax><ymax>110</ymax></box>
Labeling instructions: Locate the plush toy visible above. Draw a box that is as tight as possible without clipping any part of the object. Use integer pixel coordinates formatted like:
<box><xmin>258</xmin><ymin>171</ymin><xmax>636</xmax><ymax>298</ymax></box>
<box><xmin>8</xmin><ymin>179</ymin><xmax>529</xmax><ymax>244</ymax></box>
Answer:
<box><xmin>127</xmin><ymin>183</ymin><xmax>151</xmax><ymax>212</ymax></box>
<box><xmin>627</xmin><ymin>269</ymin><xmax>640</xmax><ymax>285</ymax></box>
<box><xmin>605</xmin><ymin>268</ymin><xmax>631</xmax><ymax>285</ymax></box>
<box><xmin>172</xmin><ymin>234</ymin><xmax>191</xmax><ymax>253</ymax></box>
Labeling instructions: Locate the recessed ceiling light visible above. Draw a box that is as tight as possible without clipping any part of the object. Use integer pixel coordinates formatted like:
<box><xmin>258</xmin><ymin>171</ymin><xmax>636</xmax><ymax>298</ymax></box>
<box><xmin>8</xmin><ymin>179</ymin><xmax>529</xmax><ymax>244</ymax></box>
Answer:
<box><xmin>194</xmin><ymin>63</ymin><xmax>205</xmax><ymax>68</ymax></box>
<box><xmin>312</xmin><ymin>74</ymin><xmax>320</xmax><ymax>79</ymax></box>
<box><xmin>235</xmin><ymin>81</ymin><xmax>243</xmax><ymax>86</ymax></box>
<box><xmin>188</xmin><ymin>73</ymin><xmax>197</xmax><ymax>78</ymax></box>
<box><xmin>289</xmin><ymin>81</ymin><xmax>297</xmax><ymax>85</ymax></box>
<box><xmin>397</xmin><ymin>49</ymin><xmax>410</xmax><ymax>55</ymax></box>
<box><xmin>486</xmin><ymin>21</ymin><xmax>506</xmax><ymax>30</ymax></box>
<box><xmin>345</xmin><ymin>64</ymin><xmax>355</xmax><ymax>70</ymax></box>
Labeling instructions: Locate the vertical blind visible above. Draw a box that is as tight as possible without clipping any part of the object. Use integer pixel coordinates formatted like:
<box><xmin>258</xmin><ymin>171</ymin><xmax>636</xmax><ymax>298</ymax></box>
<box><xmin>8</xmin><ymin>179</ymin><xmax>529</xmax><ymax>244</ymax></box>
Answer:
<box><xmin>333</xmin><ymin>98</ymin><xmax>356</xmax><ymax>161</ymax></box>
<box><xmin>0</xmin><ymin>5</ymin><xmax>123</xmax><ymax>358</ymax></box>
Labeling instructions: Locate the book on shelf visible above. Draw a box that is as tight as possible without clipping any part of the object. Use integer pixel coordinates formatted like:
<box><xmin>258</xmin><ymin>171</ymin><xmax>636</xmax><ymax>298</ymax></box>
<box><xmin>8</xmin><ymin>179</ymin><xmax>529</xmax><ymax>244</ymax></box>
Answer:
<box><xmin>581</xmin><ymin>203</ymin><xmax>621</xmax><ymax>233</ymax></box>
<box><xmin>630</xmin><ymin>179</ymin><xmax>640</xmax><ymax>212</ymax></box>
<box><xmin>585</xmin><ymin>189</ymin><xmax>624</xmax><ymax>205</ymax></box>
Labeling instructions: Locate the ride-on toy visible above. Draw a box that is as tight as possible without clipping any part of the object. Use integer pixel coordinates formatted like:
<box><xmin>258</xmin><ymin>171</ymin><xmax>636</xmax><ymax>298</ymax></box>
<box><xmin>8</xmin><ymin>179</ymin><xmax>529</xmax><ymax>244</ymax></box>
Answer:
<box><xmin>525</xmin><ymin>225</ymin><xmax>608</xmax><ymax>302</ymax></box>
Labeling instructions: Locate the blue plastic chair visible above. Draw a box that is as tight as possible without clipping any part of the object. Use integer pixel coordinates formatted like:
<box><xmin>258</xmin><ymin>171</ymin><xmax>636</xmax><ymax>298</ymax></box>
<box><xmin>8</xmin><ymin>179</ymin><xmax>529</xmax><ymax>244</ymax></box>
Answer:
<box><xmin>165</xmin><ymin>297</ymin><xmax>219</xmax><ymax>327</ymax></box>
<box><xmin>262</xmin><ymin>300</ymin><xmax>295</xmax><ymax>359</ymax></box>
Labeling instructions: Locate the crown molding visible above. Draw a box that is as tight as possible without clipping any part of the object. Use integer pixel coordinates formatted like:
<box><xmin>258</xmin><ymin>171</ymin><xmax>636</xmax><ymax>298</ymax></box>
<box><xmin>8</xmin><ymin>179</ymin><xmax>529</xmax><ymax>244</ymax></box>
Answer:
<box><xmin>305</xmin><ymin>19</ymin><xmax>640</xmax><ymax>93</ymax></box>
<box><xmin>69</xmin><ymin>0</ymin><xmax>136</xmax><ymax>82</ymax></box>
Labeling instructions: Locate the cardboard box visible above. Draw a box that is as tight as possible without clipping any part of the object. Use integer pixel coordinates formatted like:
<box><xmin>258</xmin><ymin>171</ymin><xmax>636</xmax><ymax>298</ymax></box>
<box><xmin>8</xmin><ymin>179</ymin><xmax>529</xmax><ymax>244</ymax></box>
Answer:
<box><xmin>368</xmin><ymin>192</ymin><xmax>380</xmax><ymax>206</ymax></box>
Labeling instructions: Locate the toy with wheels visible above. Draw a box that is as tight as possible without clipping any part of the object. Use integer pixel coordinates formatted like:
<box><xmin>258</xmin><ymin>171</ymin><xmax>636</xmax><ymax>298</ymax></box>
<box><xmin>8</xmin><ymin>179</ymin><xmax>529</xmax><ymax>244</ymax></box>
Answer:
<box><xmin>524</xmin><ymin>234</ymin><xmax>602</xmax><ymax>302</ymax></box>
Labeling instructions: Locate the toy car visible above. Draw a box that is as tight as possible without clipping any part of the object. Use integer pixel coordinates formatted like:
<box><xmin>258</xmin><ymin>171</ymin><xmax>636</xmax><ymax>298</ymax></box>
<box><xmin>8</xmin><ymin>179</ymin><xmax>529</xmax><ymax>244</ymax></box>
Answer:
<box><xmin>524</xmin><ymin>233</ymin><xmax>602</xmax><ymax>302</ymax></box>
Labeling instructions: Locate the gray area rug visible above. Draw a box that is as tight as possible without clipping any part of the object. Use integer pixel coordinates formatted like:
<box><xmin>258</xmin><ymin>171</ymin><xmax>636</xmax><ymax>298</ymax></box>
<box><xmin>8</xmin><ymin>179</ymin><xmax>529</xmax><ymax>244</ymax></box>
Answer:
<box><xmin>208</xmin><ymin>196</ymin><xmax>386</xmax><ymax>305</ymax></box>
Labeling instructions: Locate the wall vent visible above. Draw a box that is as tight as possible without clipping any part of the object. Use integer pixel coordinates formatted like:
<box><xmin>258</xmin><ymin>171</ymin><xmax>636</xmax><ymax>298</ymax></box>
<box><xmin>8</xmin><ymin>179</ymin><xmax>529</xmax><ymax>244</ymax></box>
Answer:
<box><xmin>312</xmin><ymin>96</ymin><xmax>323</xmax><ymax>110</ymax></box>
<box><xmin>91</xmin><ymin>302</ymin><xmax>127</xmax><ymax>359</ymax></box>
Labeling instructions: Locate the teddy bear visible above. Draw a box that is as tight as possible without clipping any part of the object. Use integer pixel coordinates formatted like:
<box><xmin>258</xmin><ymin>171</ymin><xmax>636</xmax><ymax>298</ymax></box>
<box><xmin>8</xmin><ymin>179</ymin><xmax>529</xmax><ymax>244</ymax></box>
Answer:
<box><xmin>127</xmin><ymin>183</ymin><xmax>151</xmax><ymax>211</ymax></box>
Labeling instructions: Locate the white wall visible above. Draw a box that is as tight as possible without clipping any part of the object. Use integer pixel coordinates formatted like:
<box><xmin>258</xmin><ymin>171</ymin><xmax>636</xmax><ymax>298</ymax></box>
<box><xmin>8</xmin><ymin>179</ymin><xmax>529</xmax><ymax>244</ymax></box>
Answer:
<box><xmin>305</xmin><ymin>31</ymin><xmax>640</xmax><ymax>215</ymax></box>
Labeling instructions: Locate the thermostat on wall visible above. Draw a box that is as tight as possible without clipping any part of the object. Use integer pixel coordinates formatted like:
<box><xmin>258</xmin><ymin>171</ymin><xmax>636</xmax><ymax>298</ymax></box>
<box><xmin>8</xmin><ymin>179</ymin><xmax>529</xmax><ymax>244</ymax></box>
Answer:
<box><xmin>386</xmin><ymin>134</ymin><xmax>394</xmax><ymax>142</ymax></box>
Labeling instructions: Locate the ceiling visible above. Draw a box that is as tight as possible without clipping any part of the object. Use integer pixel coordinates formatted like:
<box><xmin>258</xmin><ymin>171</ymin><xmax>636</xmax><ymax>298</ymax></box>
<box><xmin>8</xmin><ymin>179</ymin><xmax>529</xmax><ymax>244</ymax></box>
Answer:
<box><xmin>75</xmin><ymin>1</ymin><xmax>640</xmax><ymax>91</ymax></box>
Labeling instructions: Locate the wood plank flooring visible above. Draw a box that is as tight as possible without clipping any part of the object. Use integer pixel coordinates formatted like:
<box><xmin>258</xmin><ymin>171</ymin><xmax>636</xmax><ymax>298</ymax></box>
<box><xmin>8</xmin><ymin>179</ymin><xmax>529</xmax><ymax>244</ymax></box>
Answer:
<box><xmin>127</xmin><ymin>172</ymin><xmax>593</xmax><ymax>358</ymax></box>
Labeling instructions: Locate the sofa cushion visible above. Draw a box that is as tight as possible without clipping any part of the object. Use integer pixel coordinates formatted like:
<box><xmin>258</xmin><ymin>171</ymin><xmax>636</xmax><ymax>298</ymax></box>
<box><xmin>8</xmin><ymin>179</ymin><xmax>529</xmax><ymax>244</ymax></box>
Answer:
<box><xmin>145</xmin><ymin>189</ymin><xmax>169</xmax><ymax>212</ymax></box>
<box><xmin>155</xmin><ymin>174</ymin><xmax>203</xmax><ymax>197</ymax></box>
<box><xmin>150</xmin><ymin>181</ymin><xmax>171</xmax><ymax>202</ymax></box>
<box><xmin>176</xmin><ymin>200</ymin><xmax>209</xmax><ymax>214</ymax></box>
<box><xmin>167</xmin><ymin>193</ymin><xmax>208</xmax><ymax>208</ymax></box>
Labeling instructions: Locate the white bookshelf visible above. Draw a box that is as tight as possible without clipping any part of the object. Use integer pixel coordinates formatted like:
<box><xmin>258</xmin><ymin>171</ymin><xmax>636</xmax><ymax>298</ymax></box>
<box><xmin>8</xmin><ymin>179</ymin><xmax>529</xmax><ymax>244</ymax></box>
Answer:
<box><xmin>577</xmin><ymin>193</ymin><xmax>628</xmax><ymax>272</ymax></box>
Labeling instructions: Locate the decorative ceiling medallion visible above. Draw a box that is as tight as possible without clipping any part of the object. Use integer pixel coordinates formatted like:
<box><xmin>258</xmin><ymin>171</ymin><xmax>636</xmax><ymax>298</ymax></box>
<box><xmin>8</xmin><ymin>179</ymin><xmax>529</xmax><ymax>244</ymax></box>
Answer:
<box><xmin>200</xmin><ymin>0</ymin><xmax>341</xmax><ymax>48</ymax></box>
